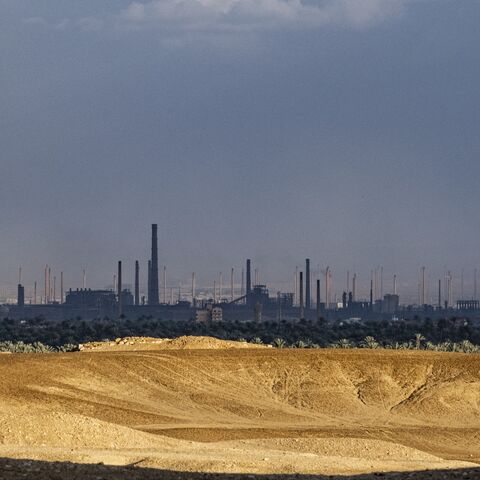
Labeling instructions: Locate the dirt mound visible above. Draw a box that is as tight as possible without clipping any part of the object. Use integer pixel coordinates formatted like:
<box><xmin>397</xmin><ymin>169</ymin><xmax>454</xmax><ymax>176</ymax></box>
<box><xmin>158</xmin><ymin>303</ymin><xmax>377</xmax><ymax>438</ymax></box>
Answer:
<box><xmin>79</xmin><ymin>336</ymin><xmax>267</xmax><ymax>351</ymax></box>
<box><xmin>0</xmin><ymin>344</ymin><xmax>479</xmax><ymax>475</ymax></box>
<box><xmin>0</xmin><ymin>410</ymin><xmax>177</xmax><ymax>449</ymax></box>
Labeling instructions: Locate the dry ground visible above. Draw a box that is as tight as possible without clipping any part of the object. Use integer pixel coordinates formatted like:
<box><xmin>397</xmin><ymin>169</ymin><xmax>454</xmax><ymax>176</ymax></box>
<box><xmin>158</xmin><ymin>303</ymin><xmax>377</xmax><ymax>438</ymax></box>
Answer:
<box><xmin>0</xmin><ymin>336</ymin><xmax>479</xmax><ymax>478</ymax></box>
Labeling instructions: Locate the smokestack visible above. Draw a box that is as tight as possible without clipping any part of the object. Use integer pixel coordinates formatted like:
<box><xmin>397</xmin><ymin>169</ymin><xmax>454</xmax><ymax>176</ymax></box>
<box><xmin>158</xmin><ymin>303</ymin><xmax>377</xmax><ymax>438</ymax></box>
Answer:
<box><xmin>299</xmin><ymin>271</ymin><xmax>304</xmax><ymax>319</ymax></box>
<box><xmin>149</xmin><ymin>224</ymin><xmax>159</xmax><ymax>305</ymax></box>
<box><xmin>44</xmin><ymin>265</ymin><xmax>48</xmax><ymax>304</ymax></box>
<box><xmin>147</xmin><ymin>260</ymin><xmax>151</xmax><ymax>303</ymax></box>
<box><xmin>17</xmin><ymin>284</ymin><xmax>25</xmax><ymax>307</ymax></box>
<box><xmin>34</xmin><ymin>281</ymin><xmax>37</xmax><ymax>305</ymax></box>
<box><xmin>305</xmin><ymin>259</ymin><xmax>311</xmax><ymax>310</ymax></box>
<box><xmin>60</xmin><ymin>272</ymin><xmax>64</xmax><ymax>304</ymax></box>
<box><xmin>246</xmin><ymin>259</ymin><xmax>252</xmax><ymax>297</ymax></box>
<box><xmin>316</xmin><ymin>278</ymin><xmax>320</xmax><ymax>321</ymax></box>
<box><xmin>370</xmin><ymin>277</ymin><xmax>373</xmax><ymax>309</ymax></box>
<box><xmin>352</xmin><ymin>274</ymin><xmax>357</xmax><ymax>301</ymax></box>
<box><xmin>231</xmin><ymin>268</ymin><xmax>234</xmax><ymax>302</ymax></box>
<box><xmin>192</xmin><ymin>272</ymin><xmax>196</xmax><ymax>306</ymax></box>
<box><xmin>475</xmin><ymin>268</ymin><xmax>478</xmax><ymax>301</ymax></box>
<box><xmin>135</xmin><ymin>260</ymin><xmax>140</xmax><ymax>306</ymax></box>
<box><xmin>163</xmin><ymin>265</ymin><xmax>167</xmax><ymax>304</ymax></box>
<box><xmin>82</xmin><ymin>269</ymin><xmax>86</xmax><ymax>289</ymax></box>
<box><xmin>421</xmin><ymin>266</ymin><xmax>426</xmax><ymax>305</ymax></box>
<box><xmin>438</xmin><ymin>279</ymin><xmax>442</xmax><ymax>309</ymax></box>
<box><xmin>118</xmin><ymin>261</ymin><xmax>123</xmax><ymax>317</ymax></box>
<box><xmin>219</xmin><ymin>272</ymin><xmax>223</xmax><ymax>303</ymax></box>
<box><xmin>393</xmin><ymin>274</ymin><xmax>397</xmax><ymax>295</ymax></box>
<box><xmin>53</xmin><ymin>276</ymin><xmax>56</xmax><ymax>303</ymax></box>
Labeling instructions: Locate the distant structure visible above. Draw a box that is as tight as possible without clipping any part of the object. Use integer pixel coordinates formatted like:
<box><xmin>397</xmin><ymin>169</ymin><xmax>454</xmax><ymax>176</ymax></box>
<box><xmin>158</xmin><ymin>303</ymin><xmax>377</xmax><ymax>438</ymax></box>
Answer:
<box><xmin>134</xmin><ymin>260</ymin><xmax>140</xmax><ymax>306</ymax></box>
<box><xmin>149</xmin><ymin>224</ymin><xmax>159</xmax><ymax>305</ymax></box>
<box><xmin>118</xmin><ymin>261</ymin><xmax>123</xmax><ymax>317</ymax></box>
<box><xmin>17</xmin><ymin>284</ymin><xmax>24</xmax><ymax>307</ymax></box>
<box><xmin>305</xmin><ymin>259</ymin><xmax>311</xmax><ymax>310</ymax></box>
<box><xmin>246</xmin><ymin>259</ymin><xmax>252</xmax><ymax>300</ymax></box>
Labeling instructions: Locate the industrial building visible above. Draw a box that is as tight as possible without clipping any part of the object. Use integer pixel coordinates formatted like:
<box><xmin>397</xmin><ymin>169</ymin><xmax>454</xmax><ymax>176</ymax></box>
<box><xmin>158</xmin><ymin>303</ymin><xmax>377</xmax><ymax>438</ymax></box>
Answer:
<box><xmin>5</xmin><ymin>223</ymin><xmax>480</xmax><ymax>323</ymax></box>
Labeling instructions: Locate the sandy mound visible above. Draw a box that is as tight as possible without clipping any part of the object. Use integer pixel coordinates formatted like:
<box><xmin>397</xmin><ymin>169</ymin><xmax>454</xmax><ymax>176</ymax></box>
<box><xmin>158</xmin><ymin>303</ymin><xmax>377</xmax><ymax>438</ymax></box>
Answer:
<box><xmin>79</xmin><ymin>336</ymin><xmax>268</xmax><ymax>351</ymax></box>
<box><xmin>0</xmin><ymin>410</ymin><xmax>178</xmax><ymax>449</ymax></box>
<box><xmin>0</xmin><ymin>343</ymin><xmax>479</xmax><ymax>475</ymax></box>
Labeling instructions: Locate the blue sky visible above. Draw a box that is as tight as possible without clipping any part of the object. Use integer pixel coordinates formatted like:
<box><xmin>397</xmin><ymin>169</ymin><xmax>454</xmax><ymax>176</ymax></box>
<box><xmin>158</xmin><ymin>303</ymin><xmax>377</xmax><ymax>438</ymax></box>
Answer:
<box><xmin>1</xmin><ymin>0</ymin><xmax>479</xmax><ymax>303</ymax></box>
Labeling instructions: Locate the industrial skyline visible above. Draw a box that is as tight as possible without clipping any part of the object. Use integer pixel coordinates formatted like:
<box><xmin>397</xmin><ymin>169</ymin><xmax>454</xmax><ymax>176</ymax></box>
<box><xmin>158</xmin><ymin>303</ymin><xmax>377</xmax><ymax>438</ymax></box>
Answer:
<box><xmin>1</xmin><ymin>223</ymin><xmax>479</xmax><ymax>309</ymax></box>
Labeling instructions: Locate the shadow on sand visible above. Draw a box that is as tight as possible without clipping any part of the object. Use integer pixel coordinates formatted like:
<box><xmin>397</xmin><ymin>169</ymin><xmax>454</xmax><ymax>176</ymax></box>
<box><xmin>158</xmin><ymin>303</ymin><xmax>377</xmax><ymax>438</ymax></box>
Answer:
<box><xmin>0</xmin><ymin>458</ymin><xmax>479</xmax><ymax>480</ymax></box>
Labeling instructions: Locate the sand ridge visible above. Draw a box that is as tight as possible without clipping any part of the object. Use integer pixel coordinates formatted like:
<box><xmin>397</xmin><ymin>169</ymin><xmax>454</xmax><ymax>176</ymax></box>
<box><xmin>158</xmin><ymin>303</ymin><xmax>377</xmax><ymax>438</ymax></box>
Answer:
<box><xmin>0</xmin><ymin>337</ymin><xmax>479</xmax><ymax>475</ymax></box>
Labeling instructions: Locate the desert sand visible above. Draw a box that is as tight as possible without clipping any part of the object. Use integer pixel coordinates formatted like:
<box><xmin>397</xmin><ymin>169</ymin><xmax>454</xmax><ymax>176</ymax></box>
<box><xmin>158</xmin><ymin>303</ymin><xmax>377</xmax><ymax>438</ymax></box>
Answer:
<box><xmin>0</xmin><ymin>336</ymin><xmax>479</xmax><ymax>478</ymax></box>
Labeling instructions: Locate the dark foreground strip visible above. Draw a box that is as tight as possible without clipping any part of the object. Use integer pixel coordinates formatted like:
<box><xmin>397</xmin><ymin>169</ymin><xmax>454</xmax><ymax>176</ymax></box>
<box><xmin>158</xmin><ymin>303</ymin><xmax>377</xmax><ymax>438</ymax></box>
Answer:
<box><xmin>0</xmin><ymin>459</ymin><xmax>480</xmax><ymax>480</ymax></box>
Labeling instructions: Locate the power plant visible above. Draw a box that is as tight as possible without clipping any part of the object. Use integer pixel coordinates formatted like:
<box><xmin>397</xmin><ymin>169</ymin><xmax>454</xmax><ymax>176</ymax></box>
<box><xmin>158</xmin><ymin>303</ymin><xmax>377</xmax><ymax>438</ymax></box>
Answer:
<box><xmin>3</xmin><ymin>223</ymin><xmax>480</xmax><ymax>323</ymax></box>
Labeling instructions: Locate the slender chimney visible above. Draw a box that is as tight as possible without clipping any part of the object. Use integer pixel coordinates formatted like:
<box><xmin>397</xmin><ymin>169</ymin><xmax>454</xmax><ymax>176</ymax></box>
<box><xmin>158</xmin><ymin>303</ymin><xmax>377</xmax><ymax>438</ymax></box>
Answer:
<box><xmin>230</xmin><ymin>268</ymin><xmax>234</xmax><ymax>302</ymax></box>
<box><xmin>305</xmin><ymin>258</ymin><xmax>311</xmax><ymax>310</ymax></box>
<box><xmin>44</xmin><ymin>265</ymin><xmax>48</xmax><ymax>304</ymax></box>
<box><xmin>60</xmin><ymin>272</ymin><xmax>64</xmax><ymax>304</ymax></box>
<box><xmin>352</xmin><ymin>273</ymin><xmax>357</xmax><ymax>301</ymax></box>
<box><xmin>246</xmin><ymin>259</ymin><xmax>252</xmax><ymax>297</ymax></box>
<box><xmin>219</xmin><ymin>272</ymin><xmax>223</xmax><ymax>303</ymax></box>
<box><xmin>299</xmin><ymin>271</ymin><xmax>304</xmax><ymax>319</ymax></box>
<box><xmin>149</xmin><ymin>224</ymin><xmax>159</xmax><ymax>305</ymax></box>
<box><xmin>53</xmin><ymin>276</ymin><xmax>56</xmax><ymax>303</ymax></box>
<box><xmin>316</xmin><ymin>278</ymin><xmax>320</xmax><ymax>321</ymax></box>
<box><xmin>192</xmin><ymin>272</ymin><xmax>196</xmax><ymax>306</ymax></box>
<box><xmin>118</xmin><ymin>261</ymin><xmax>123</xmax><ymax>317</ymax></box>
<box><xmin>393</xmin><ymin>274</ymin><xmax>397</xmax><ymax>295</ymax></box>
<box><xmin>34</xmin><ymin>281</ymin><xmax>37</xmax><ymax>305</ymax></box>
<box><xmin>17</xmin><ymin>284</ymin><xmax>25</xmax><ymax>307</ymax></box>
<box><xmin>370</xmin><ymin>277</ymin><xmax>373</xmax><ymax>309</ymax></box>
<box><xmin>147</xmin><ymin>260</ymin><xmax>151</xmax><ymax>303</ymax></box>
<box><xmin>475</xmin><ymin>268</ymin><xmax>478</xmax><ymax>301</ymax></box>
<box><xmin>163</xmin><ymin>265</ymin><xmax>167</xmax><ymax>304</ymax></box>
<box><xmin>421</xmin><ymin>266</ymin><xmax>426</xmax><ymax>305</ymax></box>
<box><xmin>438</xmin><ymin>279</ymin><xmax>442</xmax><ymax>309</ymax></box>
<box><xmin>135</xmin><ymin>260</ymin><xmax>140</xmax><ymax>306</ymax></box>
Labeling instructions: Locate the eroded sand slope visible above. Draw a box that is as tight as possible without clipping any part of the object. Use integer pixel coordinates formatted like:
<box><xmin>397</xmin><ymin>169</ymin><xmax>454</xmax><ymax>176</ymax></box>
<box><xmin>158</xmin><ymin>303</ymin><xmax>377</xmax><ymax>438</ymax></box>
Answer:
<box><xmin>0</xmin><ymin>336</ymin><xmax>479</xmax><ymax>475</ymax></box>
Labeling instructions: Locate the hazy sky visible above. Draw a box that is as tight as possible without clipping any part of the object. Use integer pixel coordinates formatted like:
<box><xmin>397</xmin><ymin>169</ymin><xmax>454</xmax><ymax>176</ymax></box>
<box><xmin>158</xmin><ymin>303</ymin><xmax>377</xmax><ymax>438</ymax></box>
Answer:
<box><xmin>1</xmin><ymin>0</ymin><xmax>480</xmax><ymax>303</ymax></box>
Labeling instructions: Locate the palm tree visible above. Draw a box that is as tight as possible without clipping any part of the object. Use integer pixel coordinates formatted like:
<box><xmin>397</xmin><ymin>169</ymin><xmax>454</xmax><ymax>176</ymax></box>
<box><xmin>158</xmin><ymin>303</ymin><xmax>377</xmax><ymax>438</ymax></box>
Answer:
<box><xmin>360</xmin><ymin>336</ymin><xmax>379</xmax><ymax>349</ymax></box>
<box><xmin>332</xmin><ymin>338</ymin><xmax>353</xmax><ymax>349</ymax></box>
<box><xmin>414</xmin><ymin>333</ymin><xmax>425</xmax><ymax>350</ymax></box>
<box><xmin>250</xmin><ymin>337</ymin><xmax>263</xmax><ymax>344</ymax></box>
<box><xmin>292</xmin><ymin>340</ymin><xmax>307</xmax><ymax>348</ymax></box>
<box><xmin>272</xmin><ymin>337</ymin><xmax>286</xmax><ymax>349</ymax></box>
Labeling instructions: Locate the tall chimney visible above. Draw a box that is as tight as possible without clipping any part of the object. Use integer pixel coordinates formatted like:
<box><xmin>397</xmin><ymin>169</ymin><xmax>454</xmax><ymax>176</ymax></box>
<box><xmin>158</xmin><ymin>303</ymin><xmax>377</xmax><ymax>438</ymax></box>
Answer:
<box><xmin>352</xmin><ymin>274</ymin><xmax>357</xmax><ymax>301</ymax></box>
<box><xmin>60</xmin><ymin>272</ymin><xmax>64</xmax><ymax>304</ymax></box>
<box><xmin>316</xmin><ymin>278</ymin><xmax>320</xmax><ymax>321</ymax></box>
<box><xmin>149</xmin><ymin>224</ymin><xmax>159</xmax><ymax>305</ymax></box>
<box><xmin>135</xmin><ymin>260</ymin><xmax>140</xmax><ymax>306</ymax></box>
<box><xmin>118</xmin><ymin>261</ymin><xmax>123</xmax><ymax>317</ymax></box>
<box><xmin>246</xmin><ymin>259</ymin><xmax>252</xmax><ymax>297</ymax></box>
<box><xmin>192</xmin><ymin>272</ymin><xmax>196</xmax><ymax>306</ymax></box>
<box><xmin>17</xmin><ymin>284</ymin><xmax>25</xmax><ymax>307</ymax></box>
<box><xmin>44</xmin><ymin>265</ymin><xmax>48</xmax><ymax>304</ymax></box>
<box><xmin>299</xmin><ymin>271</ymin><xmax>304</xmax><ymax>319</ymax></box>
<box><xmin>438</xmin><ymin>279</ymin><xmax>442</xmax><ymax>309</ymax></box>
<box><xmin>230</xmin><ymin>268</ymin><xmax>234</xmax><ymax>302</ymax></box>
<box><xmin>147</xmin><ymin>260</ymin><xmax>151</xmax><ymax>303</ymax></box>
<box><xmin>370</xmin><ymin>277</ymin><xmax>373</xmax><ymax>309</ymax></box>
<box><xmin>34</xmin><ymin>281</ymin><xmax>37</xmax><ymax>305</ymax></box>
<box><xmin>163</xmin><ymin>266</ymin><xmax>167</xmax><ymax>304</ymax></box>
<box><xmin>305</xmin><ymin>259</ymin><xmax>311</xmax><ymax>310</ymax></box>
